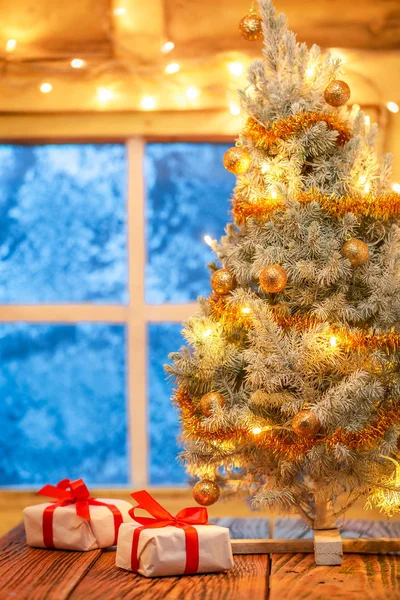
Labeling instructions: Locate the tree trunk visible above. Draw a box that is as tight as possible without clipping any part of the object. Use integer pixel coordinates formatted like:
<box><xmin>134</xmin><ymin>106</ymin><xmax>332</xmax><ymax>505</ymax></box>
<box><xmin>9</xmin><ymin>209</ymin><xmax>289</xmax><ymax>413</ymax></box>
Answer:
<box><xmin>314</xmin><ymin>497</ymin><xmax>337</xmax><ymax>530</ymax></box>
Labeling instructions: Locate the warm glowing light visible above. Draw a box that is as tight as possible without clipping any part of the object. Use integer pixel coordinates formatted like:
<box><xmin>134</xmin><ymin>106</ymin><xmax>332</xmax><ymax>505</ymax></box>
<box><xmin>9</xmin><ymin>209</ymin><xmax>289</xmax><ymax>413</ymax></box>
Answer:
<box><xmin>202</xmin><ymin>329</ymin><xmax>212</xmax><ymax>339</ymax></box>
<box><xmin>5</xmin><ymin>39</ymin><xmax>16</xmax><ymax>52</ymax></box>
<box><xmin>261</xmin><ymin>162</ymin><xmax>271</xmax><ymax>174</ymax></box>
<box><xmin>40</xmin><ymin>82</ymin><xmax>53</xmax><ymax>94</ymax></box>
<box><xmin>387</xmin><ymin>102</ymin><xmax>399</xmax><ymax>114</ymax></box>
<box><xmin>330</xmin><ymin>336</ymin><xmax>337</xmax><ymax>347</ymax></box>
<box><xmin>241</xmin><ymin>307</ymin><xmax>252</xmax><ymax>315</ymax></box>
<box><xmin>270</xmin><ymin>189</ymin><xmax>278</xmax><ymax>200</ymax></box>
<box><xmin>252</xmin><ymin>427</ymin><xmax>262</xmax><ymax>435</ymax></box>
<box><xmin>228</xmin><ymin>62</ymin><xmax>244</xmax><ymax>77</ymax></box>
<box><xmin>71</xmin><ymin>58</ymin><xmax>85</xmax><ymax>69</ymax></box>
<box><xmin>186</xmin><ymin>87</ymin><xmax>200</xmax><ymax>100</ymax></box>
<box><xmin>229</xmin><ymin>102</ymin><xmax>240</xmax><ymax>116</ymax></box>
<box><xmin>204</xmin><ymin>235</ymin><xmax>213</xmax><ymax>246</ymax></box>
<box><xmin>364</xmin><ymin>115</ymin><xmax>371</xmax><ymax>128</ymax></box>
<box><xmin>161</xmin><ymin>41</ymin><xmax>175</xmax><ymax>54</ymax></box>
<box><xmin>165</xmin><ymin>62</ymin><xmax>180</xmax><ymax>74</ymax></box>
<box><xmin>392</xmin><ymin>183</ymin><xmax>400</xmax><ymax>194</ymax></box>
<box><xmin>364</xmin><ymin>182</ymin><xmax>371</xmax><ymax>194</ymax></box>
<box><xmin>358</xmin><ymin>175</ymin><xmax>367</xmax><ymax>186</ymax></box>
<box><xmin>97</xmin><ymin>87</ymin><xmax>114</xmax><ymax>103</ymax></box>
<box><xmin>140</xmin><ymin>96</ymin><xmax>157</xmax><ymax>110</ymax></box>
<box><xmin>305</xmin><ymin>67</ymin><xmax>315</xmax><ymax>78</ymax></box>
<box><xmin>113</xmin><ymin>7</ymin><xmax>126</xmax><ymax>15</ymax></box>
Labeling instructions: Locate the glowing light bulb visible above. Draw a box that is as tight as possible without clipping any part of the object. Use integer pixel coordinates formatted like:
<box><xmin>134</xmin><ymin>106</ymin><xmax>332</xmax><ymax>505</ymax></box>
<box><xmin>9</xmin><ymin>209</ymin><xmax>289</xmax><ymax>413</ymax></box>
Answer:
<box><xmin>261</xmin><ymin>162</ymin><xmax>271</xmax><ymax>174</ymax></box>
<box><xmin>270</xmin><ymin>189</ymin><xmax>278</xmax><ymax>200</ymax></box>
<box><xmin>364</xmin><ymin>182</ymin><xmax>371</xmax><ymax>194</ymax></box>
<box><xmin>140</xmin><ymin>96</ymin><xmax>156</xmax><ymax>110</ymax></box>
<box><xmin>113</xmin><ymin>7</ymin><xmax>126</xmax><ymax>15</ymax></box>
<box><xmin>393</xmin><ymin>183</ymin><xmax>400</xmax><ymax>193</ymax></box>
<box><xmin>202</xmin><ymin>329</ymin><xmax>212</xmax><ymax>339</ymax></box>
<box><xmin>387</xmin><ymin>102</ymin><xmax>399</xmax><ymax>114</ymax></box>
<box><xmin>165</xmin><ymin>62</ymin><xmax>180</xmax><ymax>74</ymax></box>
<box><xmin>229</xmin><ymin>102</ymin><xmax>240</xmax><ymax>116</ymax></box>
<box><xmin>330</xmin><ymin>336</ymin><xmax>337</xmax><ymax>347</ymax></box>
<box><xmin>40</xmin><ymin>82</ymin><xmax>53</xmax><ymax>94</ymax></box>
<box><xmin>185</xmin><ymin>87</ymin><xmax>200</xmax><ymax>100</ymax></box>
<box><xmin>358</xmin><ymin>175</ymin><xmax>367</xmax><ymax>185</ymax></box>
<box><xmin>71</xmin><ymin>58</ymin><xmax>85</xmax><ymax>69</ymax></box>
<box><xmin>364</xmin><ymin>115</ymin><xmax>371</xmax><ymax>128</ymax></box>
<box><xmin>305</xmin><ymin>67</ymin><xmax>315</xmax><ymax>78</ymax></box>
<box><xmin>97</xmin><ymin>87</ymin><xmax>114</xmax><ymax>103</ymax></box>
<box><xmin>228</xmin><ymin>62</ymin><xmax>244</xmax><ymax>77</ymax></box>
<box><xmin>241</xmin><ymin>307</ymin><xmax>251</xmax><ymax>315</ymax></box>
<box><xmin>161</xmin><ymin>41</ymin><xmax>174</xmax><ymax>54</ymax></box>
<box><xmin>252</xmin><ymin>427</ymin><xmax>262</xmax><ymax>435</ymax></box>
<box><xmin>204</xmin><ymin>235</ymin><xmax>213</xmax><ymax>246</ymax></box>
<box><xmin>5</xmin><ymin>39</ymin><xmax>16</xmax><ymax>52</ymax></box>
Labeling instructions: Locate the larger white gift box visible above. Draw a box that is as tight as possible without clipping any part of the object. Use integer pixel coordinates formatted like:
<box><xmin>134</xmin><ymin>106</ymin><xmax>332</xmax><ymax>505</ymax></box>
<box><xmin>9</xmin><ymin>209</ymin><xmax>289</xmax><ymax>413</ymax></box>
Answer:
<box><xmin>116</xmin><ymin>522</ymin><xmax>234</xmax><ymax>577</ymax></box>
<box><xmin>23</xmin><ymin>498</ymin><xmax>133</xmax><ymax>551</ymax></box>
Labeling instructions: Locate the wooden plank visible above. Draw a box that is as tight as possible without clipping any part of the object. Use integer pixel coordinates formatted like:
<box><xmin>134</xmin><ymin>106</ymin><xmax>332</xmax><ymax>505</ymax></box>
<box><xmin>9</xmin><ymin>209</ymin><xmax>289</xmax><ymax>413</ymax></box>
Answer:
<box><xmin>269</xmin><ymin>553</ymin><xmax>400</xmax><ymax>600</ymax></box>
<box><xmin>69</xmin><ymin>550</ymin><xmax>270</xmax><ymax>600</ymax></box>
<box><xmin>0</xmin><ymin>524</ymin><xmax>101</xmax><ymax>600</ymax></box>
<box><xmin>232</xmin><ymin>537</ymin><xmax>400</xmax><ymax>555</ymax></box>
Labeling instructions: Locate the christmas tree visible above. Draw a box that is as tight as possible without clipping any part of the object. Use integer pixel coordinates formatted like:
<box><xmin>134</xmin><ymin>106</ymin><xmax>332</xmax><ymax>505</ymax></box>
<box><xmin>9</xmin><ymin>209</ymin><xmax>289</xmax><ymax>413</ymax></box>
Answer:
<box><xmin>166</xmin><ymin>0</ymin><xmax>400</xmax><ymax>532</ymax></box>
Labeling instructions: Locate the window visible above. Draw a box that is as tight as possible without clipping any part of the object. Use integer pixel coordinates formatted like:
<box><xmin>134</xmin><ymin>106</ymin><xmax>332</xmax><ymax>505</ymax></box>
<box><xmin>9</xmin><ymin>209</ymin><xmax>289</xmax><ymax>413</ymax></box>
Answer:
<box><xmin>0</xmin><ymin>139</ymin><xmax>234</xmax><ymax>487</ymax></box>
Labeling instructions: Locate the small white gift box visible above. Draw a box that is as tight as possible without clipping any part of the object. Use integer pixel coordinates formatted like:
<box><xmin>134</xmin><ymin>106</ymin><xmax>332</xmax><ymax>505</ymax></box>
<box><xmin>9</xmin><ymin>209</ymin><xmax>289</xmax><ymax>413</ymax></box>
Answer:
<box><xmin>23</xmin><ymin>478</ymin><xmax>133</xmax><ymax>551</ymax></box>
<box><xmin>115</xmin><ymin>490</ymin><xmax>234</xmax><ymax>577</ymax></box>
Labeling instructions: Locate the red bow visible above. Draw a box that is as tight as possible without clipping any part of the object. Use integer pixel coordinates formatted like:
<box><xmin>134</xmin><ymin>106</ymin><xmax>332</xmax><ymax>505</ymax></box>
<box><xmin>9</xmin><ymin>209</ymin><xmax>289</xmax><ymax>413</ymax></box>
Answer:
<box><xmin>129</xmin><ymin>490</ymin><xmax>208</xmax><ymax>574</ymax></box>
<box><xmin>37</xmin><ymin>478</ymin><xmax>123</xmax><ymax>548</ymax></box>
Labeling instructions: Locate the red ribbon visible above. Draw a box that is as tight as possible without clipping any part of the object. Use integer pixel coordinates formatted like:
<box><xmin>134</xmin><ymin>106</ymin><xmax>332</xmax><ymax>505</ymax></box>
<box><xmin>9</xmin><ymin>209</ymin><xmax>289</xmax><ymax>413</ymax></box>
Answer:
<box><xmin>37</xmin><ymin>478</ymin><xmax>123</xmax><ymax>548</ymax></box>
<box><xmin>129</xmin><ymin>490</ymin><xmax>208</xmax><ymax>575</ymax></box>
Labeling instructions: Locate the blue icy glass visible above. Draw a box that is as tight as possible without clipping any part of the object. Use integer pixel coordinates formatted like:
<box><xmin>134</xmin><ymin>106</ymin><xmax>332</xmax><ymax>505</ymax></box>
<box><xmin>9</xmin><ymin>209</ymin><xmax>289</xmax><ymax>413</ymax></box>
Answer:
<box><xmin>0</xmin><ymin>323</ymin><xmax>128</xmax><ymax>486</ymax></box>
<box><xmin>145</xmin><ymin>143</ymin><xmax>235</xmax><ymax>304</ymax></box>
<box><xmin>148</xmin><ymin>322</ymin><xmax>186</xmax><ymax>485</ymax></box>
<box><xmin>0</xmin><ymin>144</ymin><xmax>127</xmax><ymax>304</ymax></box>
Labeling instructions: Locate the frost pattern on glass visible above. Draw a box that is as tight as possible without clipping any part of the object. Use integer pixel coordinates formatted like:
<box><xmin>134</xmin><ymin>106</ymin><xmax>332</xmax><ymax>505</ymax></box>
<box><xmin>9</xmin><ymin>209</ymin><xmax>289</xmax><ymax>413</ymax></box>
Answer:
<box><xmin>0</xmin><ymin>323</ymin><xmax>128</xmax><ymax>486</ymax></box>
<box><xmin>148</xmin><ymin>322</ymin><xmax>186</xmax><ymax>485</ymax></box>
<box><xmin>145</xmin><ymin>143</ymin><xmax>235</xmax><ymax>304</ymax></box>
<box><xmin>0</xmin><ymin>144</ymin><xmax>128</xmax><ymax>304</ymax></box>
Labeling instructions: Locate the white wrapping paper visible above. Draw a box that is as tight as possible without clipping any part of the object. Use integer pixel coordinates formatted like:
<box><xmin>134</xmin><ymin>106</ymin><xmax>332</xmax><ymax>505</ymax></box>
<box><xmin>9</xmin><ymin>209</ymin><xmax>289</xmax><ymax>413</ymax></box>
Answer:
<box><xmin>116</xmin><ymin>523</ymin><xmax>234</xmax><ymax>577</ymax></box>
<box><xmin>23</xmin><ymin>498</ymin><xmax>133</xmax><ymax>551</ymax></box>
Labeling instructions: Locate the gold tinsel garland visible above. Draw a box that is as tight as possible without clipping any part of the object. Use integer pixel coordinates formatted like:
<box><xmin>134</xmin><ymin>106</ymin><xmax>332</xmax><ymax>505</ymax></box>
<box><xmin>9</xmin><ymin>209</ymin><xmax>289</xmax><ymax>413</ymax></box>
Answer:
<box><xmin>326</xmin><ymin>406</ymin><xmax>400</xmax><ymax>449</ymax></box>
<box><xmin>232</xmin><ymin>190</ymin><xmax>400</xmax><ymax>224</ymax></box>
<box><xmin>173</xmin><ymin>388</ymin><xmax>400</xmax><ymax>462</ymax></box>
<box><xmin>243</xmin><ymin>114</ymin><xmax>351</xmax><ymax>150</ymax></box>
<box><xmin>208</xmin><ymin>295</ymin><xmax>400</xmax><ymax>353</ymax></box>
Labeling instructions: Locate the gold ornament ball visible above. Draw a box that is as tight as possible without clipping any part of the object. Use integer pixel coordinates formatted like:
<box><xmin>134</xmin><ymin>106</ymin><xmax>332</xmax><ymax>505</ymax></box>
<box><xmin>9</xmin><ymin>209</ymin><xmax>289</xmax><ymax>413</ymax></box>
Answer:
<box><xmin>324</xmin><ymin>80</ymin><xmax>351</xmax><ymax>107</ymax></box>
<box><xmin>211</xmin><ymin>268</ymin><xmax>236</xmax><ymax>295</ymax></box>
<box><xmin>341</xmin><ymin>238</ymin><xmax>369</xmax><ymax>267</ymax></box>
<box><xmin>223</xmin><ymin>146</ymin><xmax>251</xmax><ymax>175</ymax></box>
<box><xmin>239</xmin><ymin>12</ymin><xmax>263</xmax><ymax>41</ymax></box>
<box><xmin>200</xmin><ymin>391</ymin><xmax>226</xmax><ymax>417</ymax></box>
<box><xmin>292</xmin><ymin>410</ymin><xmax>320</xmax><ymax>439</ymax></box>
<box><xmin>259</xmin><ymin>264</ymin><xmax>288</xmax><ymax>293</ymax></box>
<box><xmin>193</xmin><ymin>480</ymin><xmax>220</xmax><ymax>506</ymax></box>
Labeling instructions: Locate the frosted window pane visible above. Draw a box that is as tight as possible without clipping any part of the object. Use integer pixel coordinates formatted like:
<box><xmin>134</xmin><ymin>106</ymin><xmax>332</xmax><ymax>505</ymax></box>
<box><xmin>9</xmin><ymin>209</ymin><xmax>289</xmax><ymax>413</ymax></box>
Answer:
<box><xmin>0</xmin><ymin>323</ymin><xmax>128</xmax><ymax>486</ymax></box>
<box><xmin>0</xmin><ymin>144</ymin><xmax>127</xmax><ymax>304</ymax></box>
<box><xmin>148</xmin><ymin>322</ymin><xmax>186</xmax><ymax>485</ymax></box>
<box><xmin>145</xmin><ymin>143</ymin><xmax>235</xmax><ymax>304</ymax></box>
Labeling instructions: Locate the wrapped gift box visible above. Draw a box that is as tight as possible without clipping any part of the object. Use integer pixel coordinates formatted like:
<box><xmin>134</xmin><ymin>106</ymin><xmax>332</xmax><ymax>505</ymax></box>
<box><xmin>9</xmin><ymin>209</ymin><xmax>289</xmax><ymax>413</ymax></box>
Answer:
<box><xmin>115</xmin><ymin>490</ymin><xmax>234</xmax><ymax>577</ymax></box>
<box><xmin>23</xmin><ymin>478</ymin><xmax>133</xmax><ymax>551</ymax></box>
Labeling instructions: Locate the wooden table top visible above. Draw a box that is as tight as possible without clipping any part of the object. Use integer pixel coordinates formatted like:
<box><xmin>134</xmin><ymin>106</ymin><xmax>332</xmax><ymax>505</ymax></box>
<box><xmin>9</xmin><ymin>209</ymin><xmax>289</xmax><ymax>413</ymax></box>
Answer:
<box><xmin>1</xmin><ymin>520</ymin><xmax>400</xmax><ymax>600</ymax></box>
